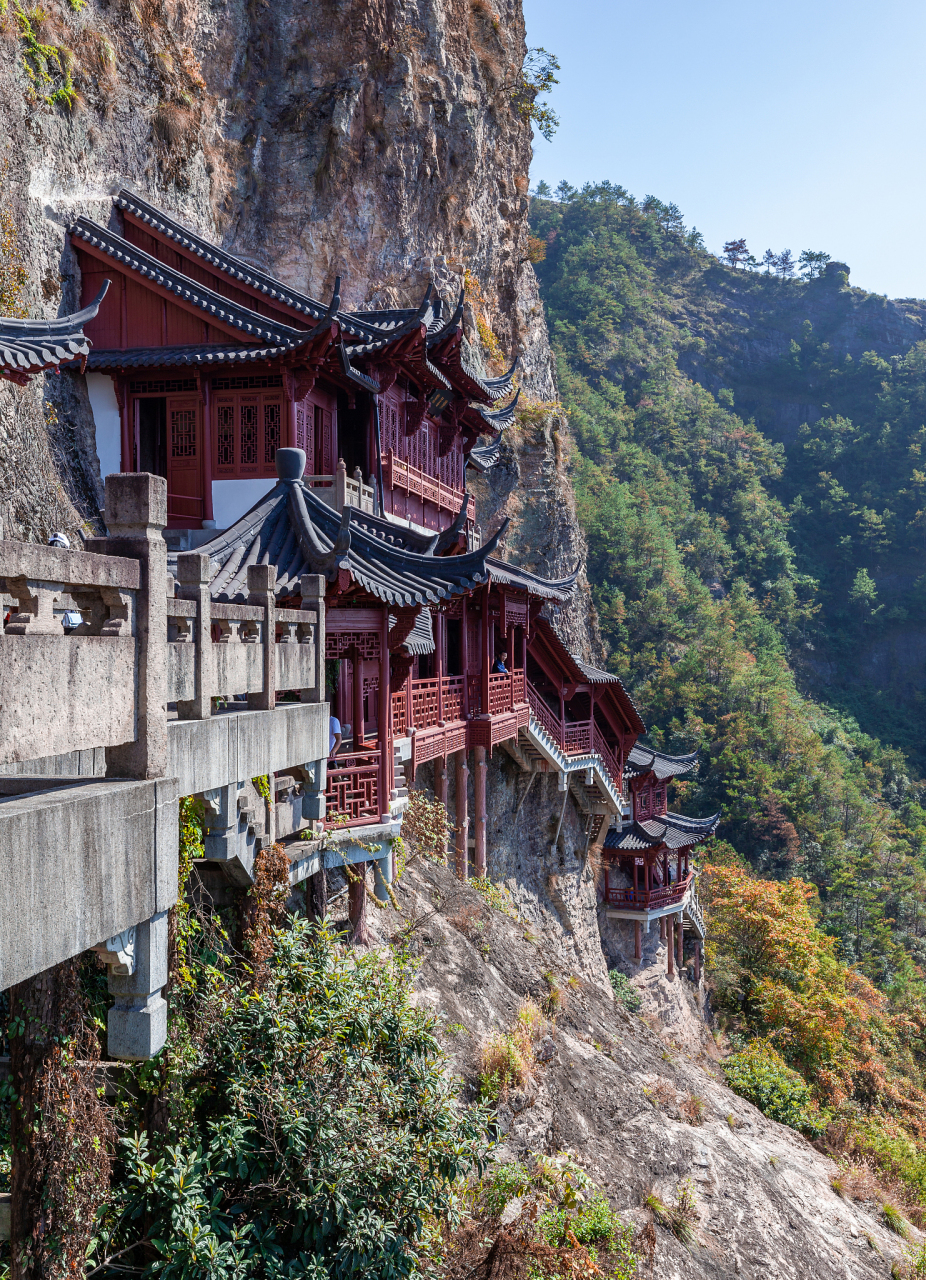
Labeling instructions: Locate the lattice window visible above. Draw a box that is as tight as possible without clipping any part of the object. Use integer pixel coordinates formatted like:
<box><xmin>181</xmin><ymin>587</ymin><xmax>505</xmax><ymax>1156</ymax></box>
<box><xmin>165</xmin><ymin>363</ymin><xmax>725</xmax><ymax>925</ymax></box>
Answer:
<box><xmin>325</xmin><ymin>630</ymin><xmax>382</xmax><ymax>660</ymax></box>
<box><xmin>211</xmin><ymin>374</ymin><xmax>283</xmax><ymax>390</ymax></box>
<box><xmin>130</xmin><ymin>378</ymin><xmax>197</xmax><ymax>394</ymax></box>
<box><xmin>654</xmin><ymin>783</ymin><xmax>667</xmax><ymax>814</ymax></box>
<box><xmin>170</xmin><ymin>406</ymin><xmax>197</xmax><ymax>459</ymax></box>
<box><xmin>264</xmin><ymin>401</ymin><xmax>281</xmax><ymax>467</ymax></box>
<box><xmin>217</xmin><ymin>402</ymin><xmax>235</xmax><ymax>470</ymax></box>
<box><xmin>240</xmin><ymin>398</ymin><xmax>258</xmax><ymax>468</ymax></box>
<box><xmin>636</xmin><ymin>786</ymin><xmax>652</xmax><ymax>819</ymax></box>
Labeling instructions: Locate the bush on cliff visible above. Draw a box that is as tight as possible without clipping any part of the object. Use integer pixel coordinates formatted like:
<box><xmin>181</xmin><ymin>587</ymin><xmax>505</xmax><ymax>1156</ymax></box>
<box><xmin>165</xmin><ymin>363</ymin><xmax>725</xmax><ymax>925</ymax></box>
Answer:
<box><xmin>722</xmin><ymin>1040</ymin><xmax>826</xmax><ymax>1138</ymax></box>
<box><xmin>91</xmin><ymin>920</ymin><xmax>491</xmax><ymax>1279</ymax></box>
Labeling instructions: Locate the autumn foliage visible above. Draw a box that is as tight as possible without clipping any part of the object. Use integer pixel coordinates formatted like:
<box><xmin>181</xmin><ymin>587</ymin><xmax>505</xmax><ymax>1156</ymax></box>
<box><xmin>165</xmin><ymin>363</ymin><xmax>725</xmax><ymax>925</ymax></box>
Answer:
<box><xmin>704</xmin><ymin>863</ymin><xmax>926</xmax><ymax>1146</ymax></box>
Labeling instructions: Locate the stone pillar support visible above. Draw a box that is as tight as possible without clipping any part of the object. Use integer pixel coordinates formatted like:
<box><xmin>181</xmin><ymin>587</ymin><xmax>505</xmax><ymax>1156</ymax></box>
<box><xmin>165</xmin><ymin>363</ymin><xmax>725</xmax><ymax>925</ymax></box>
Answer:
<box><xmin>104</xmin><ymin>911</ymin><xmax>169</xmax><ymax>1061</ymax></box>
<box><xmin>90</xmin><ymin>473</ymin><xmax>169</xmax><ymax>780</ymax></box>
<box><xmin>299</xmin><ymin>573</ymin><xmax>326</xmax><ymax>704</ymax></box>
<box><xmin>349</xmin><ymin>863</ymin><xmax>370</xmax><ymax>945</ymax></box>
<box><xmin>659</xmin><ymin>915</ymin><xmax>666</xmax><ymax>942</ymax></box>
<box><xmin>248</xmin><ymin>563</ymin><xmax>277</xmax><ymax>711</ymax></box>
<box><xmin>176</xmin><ymin>550</ymin><xmax>213</xmax><ymax>720</ymax></box>
<box><xmin>454</xmin><ymin>749</ymin><xmax>469</xmax><ymax>881</ymax></box>
<box><xmin>634</xmin><ymin>920</ymin><xmax>642</xmax><ymax>962</ymax></box>
<box><xmin>473</xmin><ymin>744</ymin><xmax>487</xmax><ymax>877</ymax></box>
<box><xmin>676</xmin><ymin>910</ymin><xmax>684</xmax><ymax>973</ymax></box>
<box><xmin>667</xmin><ymin>915</ymin><xmax>674</xmax><ymax>977</ymax></box>
<box><xmin>694</xmin><ymin>939</ymin><xmax>702</xmax><ymax>983</ymax></box>
<box><xmin>373</xmin><ymin>844</ymin><xmax>394</xmax><ymax>903</ymax></box>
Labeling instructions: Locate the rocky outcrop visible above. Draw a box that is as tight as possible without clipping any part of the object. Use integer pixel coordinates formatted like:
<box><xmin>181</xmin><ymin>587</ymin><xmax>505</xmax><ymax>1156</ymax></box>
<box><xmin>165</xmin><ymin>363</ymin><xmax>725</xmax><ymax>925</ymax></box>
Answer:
<box><xmin>363</xmin><ymin>858</ymin><xmax>911</xmax><ymax>1280</ymax></box>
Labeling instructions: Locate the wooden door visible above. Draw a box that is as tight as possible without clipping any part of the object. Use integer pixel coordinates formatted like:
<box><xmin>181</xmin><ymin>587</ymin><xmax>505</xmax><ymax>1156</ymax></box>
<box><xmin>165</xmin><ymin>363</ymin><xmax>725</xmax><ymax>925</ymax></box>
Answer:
<box><xmin>166</xmin><ymin>396</ymin><xmax>203</xmax><ymax>526</ymax></box>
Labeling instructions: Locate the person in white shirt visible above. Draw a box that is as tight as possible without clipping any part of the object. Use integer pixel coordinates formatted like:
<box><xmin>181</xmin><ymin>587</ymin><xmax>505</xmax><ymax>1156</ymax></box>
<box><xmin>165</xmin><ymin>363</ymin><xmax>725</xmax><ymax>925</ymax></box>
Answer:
<box><xmin>329</xmin><ymin>716</ymin><xmax>342</xmax><ymax>756</ymax></box>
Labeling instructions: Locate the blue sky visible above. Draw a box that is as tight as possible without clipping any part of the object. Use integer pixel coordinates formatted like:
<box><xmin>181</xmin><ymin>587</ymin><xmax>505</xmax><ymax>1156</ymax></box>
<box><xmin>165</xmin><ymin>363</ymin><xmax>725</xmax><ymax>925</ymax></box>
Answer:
<box><xmin>523</xmin><ymin>0</ymin><xmax>926</xmax><ymax>299</ymax></box>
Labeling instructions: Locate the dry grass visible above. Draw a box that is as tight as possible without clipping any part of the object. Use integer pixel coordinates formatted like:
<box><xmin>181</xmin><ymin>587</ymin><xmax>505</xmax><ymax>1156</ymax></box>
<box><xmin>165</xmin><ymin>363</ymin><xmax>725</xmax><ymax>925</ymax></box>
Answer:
<box><xmin>449</xmin><ymin>902</ymin><xmax>485</xmax><ymax>941</ymax></box>
<box><xmin>680</xmin><ymin>1091</ymin><xmax>706</xmax><ymax>1125</ymax></box>
<box><xmin>479</xmin><ymin>1031</ymin><xmax>531</xmax><ymax>1100</ymax></box>
<box><xmin>644</xmin><ymin>1079</ymin><xmax>677</xmax><ymax>1112</ymax></box>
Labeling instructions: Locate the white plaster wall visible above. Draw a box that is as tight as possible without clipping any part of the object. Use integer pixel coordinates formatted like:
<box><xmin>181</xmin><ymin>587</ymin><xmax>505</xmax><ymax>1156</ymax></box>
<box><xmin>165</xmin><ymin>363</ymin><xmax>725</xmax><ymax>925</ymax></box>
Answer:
<box><xmin>211</xmin><ymin>479</ymin><xmax>276</xmax><ymax>530</ymax></box>
<box><xmin>86</xmin><ymin>373</ymin><xmax>121</xmax><ymax>482</ymax></box>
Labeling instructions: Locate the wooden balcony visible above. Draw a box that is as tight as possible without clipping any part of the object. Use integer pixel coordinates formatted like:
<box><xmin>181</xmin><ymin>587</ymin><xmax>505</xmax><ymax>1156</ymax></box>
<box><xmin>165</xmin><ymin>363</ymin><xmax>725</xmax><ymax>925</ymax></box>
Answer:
<box><xmin>604</xmin><ymin>872</ymin><xmax>694</xmax><ymax>912</ymax></box>
<box><xmin>382</xmin><ymin>450</ymin><xmax>476</xmax><ymax>523</ymax></box>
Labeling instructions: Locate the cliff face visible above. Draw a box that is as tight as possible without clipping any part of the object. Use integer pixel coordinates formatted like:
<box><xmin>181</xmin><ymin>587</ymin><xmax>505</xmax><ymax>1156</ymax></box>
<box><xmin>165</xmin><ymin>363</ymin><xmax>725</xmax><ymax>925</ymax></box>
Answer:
<box><xmin>364</xmin><ymin>860</ymin><xmax>907</xmax><ymax>1280</ymax></box>
<box><xmin>0</xmin><ymin>0</ymin><xmax>554</xmax><ymax>540</ymax></box>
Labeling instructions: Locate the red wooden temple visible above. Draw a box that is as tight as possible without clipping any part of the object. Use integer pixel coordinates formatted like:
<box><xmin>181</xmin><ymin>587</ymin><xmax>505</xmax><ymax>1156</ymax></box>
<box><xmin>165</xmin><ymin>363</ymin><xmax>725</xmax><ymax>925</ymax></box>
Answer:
<box><xmin>59</xmin><ymin>189</ymin><xmax>718</xmax><ymax>960</ymax></box>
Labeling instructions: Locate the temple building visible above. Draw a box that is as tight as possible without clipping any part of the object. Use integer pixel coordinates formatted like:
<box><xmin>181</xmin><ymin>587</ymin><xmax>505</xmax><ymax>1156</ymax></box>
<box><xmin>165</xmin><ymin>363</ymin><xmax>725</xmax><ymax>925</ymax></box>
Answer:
<box><xmin>0</xmin><ymin>188</ymin><xmax>720</xmax><ymax>1062</ymax></box>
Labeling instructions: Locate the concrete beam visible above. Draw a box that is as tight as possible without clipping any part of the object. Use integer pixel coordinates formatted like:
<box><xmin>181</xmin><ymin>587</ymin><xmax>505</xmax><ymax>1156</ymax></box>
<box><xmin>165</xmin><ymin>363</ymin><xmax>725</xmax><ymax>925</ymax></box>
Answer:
<box><xmin>0</xmin><ymin>776</ymin><xmax>178</xmax><ymax>990</ymax></box>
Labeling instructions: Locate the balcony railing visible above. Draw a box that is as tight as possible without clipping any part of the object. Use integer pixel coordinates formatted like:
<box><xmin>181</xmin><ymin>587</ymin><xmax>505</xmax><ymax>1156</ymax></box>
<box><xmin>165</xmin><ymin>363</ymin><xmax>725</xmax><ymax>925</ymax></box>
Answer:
<box><xmin>407</xmin><ymin>675</ymin><xmax>467</xmax><ymax>730</ymax></box>
<box><xmin>392</xmin><ymin>689</ymin><xmax>408</xmax><ymax>737</ymax></box>
<box><xmin>604</xmin><ymin>873</ymin><xmax>694</xmax><ymax>911</ymax></box>
<box><xmin>304</xmin><ymin>460</ymin><xmax>375</xmax><ymax>515</ymax></box>
<box><xmin>325</xmin><ymin>749</ymin><xmax>381</xmax><ymax>826</ymax></box>
<box><xmin>382</xmin><ymin>450</ymin><xmax>476</xmax><ymax>523</ymax></box>
<box><xmin>526</xmin><ymin>681</ymin><xmax>622</xmax><ymax>791</ymax></box>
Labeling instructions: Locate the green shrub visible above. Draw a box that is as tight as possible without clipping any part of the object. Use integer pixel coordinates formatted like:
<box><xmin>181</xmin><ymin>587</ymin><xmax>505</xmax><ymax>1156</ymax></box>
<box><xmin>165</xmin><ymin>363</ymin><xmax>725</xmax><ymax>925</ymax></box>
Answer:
<box><xmin>480</xmin><ymin>1161</ymin><xmax>533</xmax><ymax>1215</ymax></box>
<box><xmin>471</xmin><ymin>875</ymin><xmax>517</xmax><ymax>917</ymax></box>
<box><xmin>609</xmin><ymin>970</ymin><xmax>642</xmax><ymax>1013</ymax></box>
<box><xmin>722</xmin><ymin>1039</ymin><xmax>826</xmax><ymax>1138</ymax></box>
<box><xmin>538</xmin><ymin>1194</ymin><xmax>629</xmax><ymax>1247</ymax></box>
<box><xmin>91</xmin><ymin>920</ymin><xmax>491</xmax><ymax>1279</ymax></box>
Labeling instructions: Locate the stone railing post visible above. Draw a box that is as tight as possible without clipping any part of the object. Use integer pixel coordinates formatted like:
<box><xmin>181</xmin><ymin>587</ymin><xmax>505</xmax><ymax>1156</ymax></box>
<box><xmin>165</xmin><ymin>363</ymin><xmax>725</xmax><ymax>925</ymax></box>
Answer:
<box><xmin>248</xmin><ymin>563</ymin><xmax>276</xmax><ymax>711</ymax></box>
<box><xmin>335</xmin><ymin>458</ymin><xmax>348</xmax><ymax>511</ymax></box>
<box><xmin>88</xmin><ymin>473</ymin><xmax>168</xmax><ymax>780</ymax></box>
<box><xmin>176</xmin><ymin>551</ymin><xmax>213</xmax><ymax>720</ymax></box>
<box><xmin>300</xmin><ymin>572</ymin><xmax>326</xmax><ymax>704</ymax></box>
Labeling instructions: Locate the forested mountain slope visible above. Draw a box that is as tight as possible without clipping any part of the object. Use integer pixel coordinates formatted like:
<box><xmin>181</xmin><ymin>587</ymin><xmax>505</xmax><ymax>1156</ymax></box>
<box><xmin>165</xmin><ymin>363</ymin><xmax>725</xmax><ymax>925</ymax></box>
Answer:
<box><xmin>531</xmin><ymin>186</ymin><xmax>926</xmax><ymax>769</ymax></box>
<box><xmin>529</xmin><ymin>185</ymin><xmax>926</xmax><ymax>981</ymax></box>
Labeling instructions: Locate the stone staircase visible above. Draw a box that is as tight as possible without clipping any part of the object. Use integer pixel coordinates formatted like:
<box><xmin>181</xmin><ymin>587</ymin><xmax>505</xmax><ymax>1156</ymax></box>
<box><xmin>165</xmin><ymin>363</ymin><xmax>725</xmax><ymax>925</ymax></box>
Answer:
<box><xmin>390</xmin><ymin>746</ymin><xmax>410</xmax><ymax>817</ymax></box>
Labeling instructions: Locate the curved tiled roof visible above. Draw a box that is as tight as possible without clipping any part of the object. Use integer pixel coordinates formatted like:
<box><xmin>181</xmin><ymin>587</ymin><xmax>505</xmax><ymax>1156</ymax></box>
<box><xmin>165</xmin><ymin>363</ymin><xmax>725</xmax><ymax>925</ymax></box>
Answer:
<box><xmin>70</xmin><ymin>217</ymin><xmax>341</xmax><ymax>348</ymax></box>
<box><xmin>572</xmin><ymin>657</ymin><xmax>621</xmax><ymax>684</ymax></box>
<box><xmin>182</xmin><ymin>449</ymin><xmax>506</xmax><ymax>606</ymax></box>
<box><xmin>86</xmin><ymin>342</ymin><xmax>296</xmax><ymax>369</ymax></box>
<box><xmin>604</xmin><ymin>810</ymin><xmax>719</xmax><ymax>853</ymax></box>
<box><xmin>625</xmin><ymin>744</ymin><xmax>700</xmax><ymax>782</ymax></box>
<box><xmin>486</xmin><ymin>557</ymin><xmax>579</xmax><ymax>602</ymax></box>
<box><xmin>0</xmin><ymin>283</ymin><xmax>109</xmax><ymax>382</ymax></box>
<box><xmin>468</xmin><ymin>436</ymin><xmax>503</xmax><ymax>472</ymax></box>
<box><xmin>389</xmin><ymin>608</ymin><xmax>435</xmax><ymax>655</ymax></box>
<box><xmin>114</xmin><ymin>188</ymin><xmax>373</xmax><ymax>340</ymax></box>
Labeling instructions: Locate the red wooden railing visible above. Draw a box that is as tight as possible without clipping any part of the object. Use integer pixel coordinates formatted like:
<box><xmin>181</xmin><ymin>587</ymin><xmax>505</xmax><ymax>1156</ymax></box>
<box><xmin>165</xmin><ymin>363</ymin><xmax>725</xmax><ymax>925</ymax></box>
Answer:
<box><xmin>488</xmin><ymin>672</ymin><xmax>512</xmax><ymax>715</ymax></box>
<box><xmin>411</xmin><ymin>677</ymin><xmax>440</xmax><ymax>728</ymax></box>
<box><xmin>511</xmin><ymin>669</ymin><xmax>525</xmax><ymax>703</ymax></box>
<box><xmin>442</xmin><ymin>675</ymin><xmax>464</xmax><ymax>721</ymax></box>
<box><xmin>604</xmin><ymin>873</ymin><xmax>694</xmax><ymax>910</ymax></box>
<box><xmin>382</xmin><ymin>451</ymin><xmax>476</xmax><ymax>522</ymax></box>
<box><xmin>526</xmin><ymin>681</ymin><xmax>622</xmax><ymax>791</ymax></box>
<box><xmin>527</xmin><ymin>681</ymin><xmax>561</xmax><ymax>740</ymax></box>
<box><xmin>392</xmin><ymin>690</ymin><xmax>408</xmax><ymax>737</ymax></box>
<box><xmin>325</xmin><ymin>750</ymin><xmax>381</xmax><ymax>826</ymax></box>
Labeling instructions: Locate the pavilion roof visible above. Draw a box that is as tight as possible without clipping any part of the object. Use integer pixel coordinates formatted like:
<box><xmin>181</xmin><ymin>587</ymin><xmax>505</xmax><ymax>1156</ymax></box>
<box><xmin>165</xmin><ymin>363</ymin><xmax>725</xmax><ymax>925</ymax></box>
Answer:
<box><xmin>604</xmin><ymin>810</ymin><xmax>719</xmax><ymax>853</ymax></box>
<box><xmin>468</xmin><ymin>437</ymin><xmax>502</xmax><ymax>472</ymax></box>
<box><xmin>0</xmin><ymin>284</ymin><xmax>109</xmax><ymax>384</ymax></box>
<box><xmin>625</xmin><ymin>744</ymin><xmax>699</xmax><ymax>782</ymax></box>
<box><xmin>178</xmin><ymin>448</ymin><xmax>505</xmax><ymax>607</ymax></box>
<box><xmin>486</xmin><ymin>560</ymin><xmax>579</xmax><ymax>602</ymax></box>
<box><xmin>79</xmin><ymin>192</ymin><xmax>520</xmax><ymax>409</ymax></box>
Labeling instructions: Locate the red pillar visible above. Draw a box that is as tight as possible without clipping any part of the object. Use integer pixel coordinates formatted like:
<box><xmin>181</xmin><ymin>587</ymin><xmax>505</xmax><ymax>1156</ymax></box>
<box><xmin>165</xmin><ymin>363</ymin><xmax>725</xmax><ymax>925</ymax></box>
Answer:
<box><xmin>667</xmin><ymin>916</ymin><xmax>674</xmax><ymax>976</ymax></box>
<box><xmin>676</xmin><ymin>912</ymin><xmax>684</xmax><ymax>973</ymax></box>
<box><xmin>634</xmin><ymin>921</ymin><xmax>642</xmax><ymax>961</ymax></box>
<box><xmin>454</xmin><ymin>749</ymin><xmax>469</xmax><ymax>880</ymax></box>
<box><xmin>481</xmin><ymin>591</ymin><xmax>491</xmax><ymax>716</ymax></box>
<box><xmin>349</xmin><ymin>864</ymin><xmax>370</xmax><ymax>946</ymax></box>
<box><xmin>660</xmin><ymin>915</ymin><xmax>666</xmax><ymax>942</ymax></box>
<box><xmin>434</xmin><ymin>756</ymin><xmax>447</xmax><ymax>806</ymax></box>
<box><xmin>201</xmin><ymin>378</ymin><xmax>214</xmax><ymax>524</ymax></box>
<box><xmin>461</xmin><ymin>597</ymin><xmax>470</xmax><ymax>717</ymax></box>
<box><xmin>694</xmin><ymin>939</ymin><xmax>702</xmax><ymax>983</ymax></box>
<box><xmin>474</xmin><ymin>744</ymin><xmax>487</xmax><ymax>876</ymax></box>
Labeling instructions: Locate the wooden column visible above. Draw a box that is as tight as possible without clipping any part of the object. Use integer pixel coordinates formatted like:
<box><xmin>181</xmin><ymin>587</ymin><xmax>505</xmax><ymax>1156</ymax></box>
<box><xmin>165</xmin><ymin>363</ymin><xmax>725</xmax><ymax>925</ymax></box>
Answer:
<box><xmin>434</xmin><ymin>756</ymin><xmax>447</xmax><ymax>806</ymax></box>
<box><xmin>352</xmin><ymin>652</ymin><xmax>364</xmax><ymax>750</ymax></box>
<box><xmin>201</xmin><ymin>376</ymin><xmax>214</xmax><ymax>525</ymax></box>
<box><xmin>461</xmin><ymin>597</ymin><xmax>470</xmax><ymax>717</ymax></box>
<box><xmin>379</xmin><ymin>608</ymin><xmax>391</xmax><ymax>818</ymax></box>
<box><xmin>474</xmin><ymin>744</ymin><xmax>487</xmax><ymax>876</ymax></box>
<box><xmin>634</xmin><ymin>921</ymin><xmax>642</xmax><ymax>962</ymax></box>
<box><xmin>667</xmin><ymin>915</ymin><xmax>674</xmax><ymax>976</ymax></box>
<box><xmin>660</xmin><ymin>915</ymin><xmax>666</xmax><ymax>942</ymax></box>
<box><xmin>694</xmin><ymin>939</ymin><xmax>702</xmax><ymax>983</ymax></box>
<box><xmin>348</xmin><ymin>863</ymin><xmax>370</xmax><ymax>946</ymax></box>
<box><xmin>454</xmin><ymin>749</ymin><xmax>469</xmax><ymax>880</ymax></box>
<box><xmin>436</xmin><ymin>611</ymin><xmax>445</xmax><ymax>723</ymax></box>
<box><xmin>481</xmin><ymin>592</ymin><xmax>491</xmax><ymax>716</ymax></box>
<box><xmin>676</xmin><ymin>911</ymin><xmax>684</xmax><ymax>973</ymax></box>
<box><xmin>632</xmin><ymin>858</ymin><xmax>638</xmax><ymax>900</ymax></box>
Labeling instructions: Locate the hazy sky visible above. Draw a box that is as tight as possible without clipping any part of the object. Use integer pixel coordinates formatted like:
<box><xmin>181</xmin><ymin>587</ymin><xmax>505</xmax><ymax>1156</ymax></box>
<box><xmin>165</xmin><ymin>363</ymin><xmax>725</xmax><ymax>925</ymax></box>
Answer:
<box><xmin>523</xmin><ymin>0</ymin><xmax>926</xmax><ymax>299</ymax></box>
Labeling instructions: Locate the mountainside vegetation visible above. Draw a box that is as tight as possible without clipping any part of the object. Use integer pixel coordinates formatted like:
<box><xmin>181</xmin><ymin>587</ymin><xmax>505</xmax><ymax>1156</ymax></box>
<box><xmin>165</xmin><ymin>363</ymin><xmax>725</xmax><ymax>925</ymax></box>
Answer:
<box><xmin>529</xmin><ymin>182</ymin><xmax>926</xmax><ymax>1203</ymax></box>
